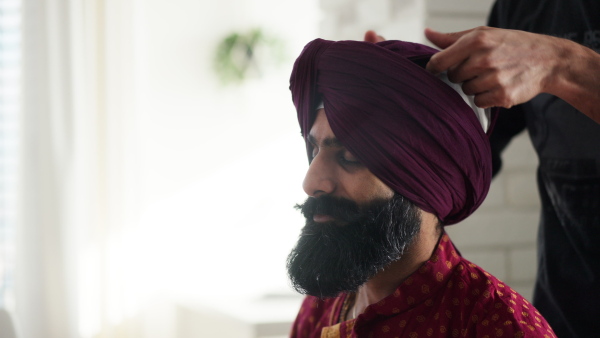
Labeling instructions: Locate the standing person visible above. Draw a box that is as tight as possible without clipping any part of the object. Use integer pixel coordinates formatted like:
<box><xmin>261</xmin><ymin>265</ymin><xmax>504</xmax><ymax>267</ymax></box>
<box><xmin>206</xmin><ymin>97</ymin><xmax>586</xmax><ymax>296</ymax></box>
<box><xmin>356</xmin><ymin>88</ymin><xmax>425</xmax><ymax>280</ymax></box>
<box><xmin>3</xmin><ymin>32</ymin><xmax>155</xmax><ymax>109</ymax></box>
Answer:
<box><xmin>287</xmin><ymin>38</ymin><xmax>555</xmax><ymax>338</ymax></box>
<box><xmin>366</xmin><ymin>1</ymin><xmax>600</xmax><ymax>336</ymax></box>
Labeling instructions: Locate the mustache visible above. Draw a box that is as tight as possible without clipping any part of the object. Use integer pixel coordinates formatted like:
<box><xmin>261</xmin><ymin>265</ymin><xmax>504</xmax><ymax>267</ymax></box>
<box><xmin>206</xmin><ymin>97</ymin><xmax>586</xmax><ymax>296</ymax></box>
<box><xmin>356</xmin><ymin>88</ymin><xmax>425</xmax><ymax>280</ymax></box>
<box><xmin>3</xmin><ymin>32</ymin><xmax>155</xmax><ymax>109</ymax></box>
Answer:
<box><xmin>294</xmin><ymin>195</ymin><xmax>367</xmax><ymax>224</ymax></box>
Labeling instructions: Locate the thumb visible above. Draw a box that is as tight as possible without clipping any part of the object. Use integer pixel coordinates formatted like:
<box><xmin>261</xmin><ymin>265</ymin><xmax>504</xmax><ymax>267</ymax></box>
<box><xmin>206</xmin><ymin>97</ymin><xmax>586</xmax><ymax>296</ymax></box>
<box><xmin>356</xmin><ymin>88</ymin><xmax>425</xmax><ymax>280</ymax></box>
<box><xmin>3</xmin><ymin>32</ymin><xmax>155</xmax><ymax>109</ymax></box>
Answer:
<box><xmin>364</xmin><ymin>30</ymin><xmax>385</xmax><ymax>43</ymax></box>
<box><xmin>425</xmin><ymin>27</ymin><xmax>474</xmax><ymax>49</ymax></box>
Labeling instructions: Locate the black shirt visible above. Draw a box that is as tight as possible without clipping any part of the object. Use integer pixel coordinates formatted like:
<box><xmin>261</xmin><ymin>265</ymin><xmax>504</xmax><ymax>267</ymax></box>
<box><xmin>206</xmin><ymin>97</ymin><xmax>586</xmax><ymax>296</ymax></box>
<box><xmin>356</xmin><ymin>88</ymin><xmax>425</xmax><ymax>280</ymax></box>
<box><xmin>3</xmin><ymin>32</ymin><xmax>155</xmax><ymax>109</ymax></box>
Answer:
<box><xmin>488</xmin><ymin>1</ymin><xmax>600</xmax><ymax>336</ymax></box>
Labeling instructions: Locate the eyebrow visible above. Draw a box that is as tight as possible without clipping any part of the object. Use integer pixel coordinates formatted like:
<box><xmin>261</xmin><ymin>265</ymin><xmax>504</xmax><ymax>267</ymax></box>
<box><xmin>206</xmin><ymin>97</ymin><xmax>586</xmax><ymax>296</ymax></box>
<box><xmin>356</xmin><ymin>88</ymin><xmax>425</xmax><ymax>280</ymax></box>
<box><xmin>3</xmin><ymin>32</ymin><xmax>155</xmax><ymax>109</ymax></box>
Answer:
<box><xmin>307</xmin><ymin>134</ymin><xmax>345</xmax><ymax>148</ymax></box>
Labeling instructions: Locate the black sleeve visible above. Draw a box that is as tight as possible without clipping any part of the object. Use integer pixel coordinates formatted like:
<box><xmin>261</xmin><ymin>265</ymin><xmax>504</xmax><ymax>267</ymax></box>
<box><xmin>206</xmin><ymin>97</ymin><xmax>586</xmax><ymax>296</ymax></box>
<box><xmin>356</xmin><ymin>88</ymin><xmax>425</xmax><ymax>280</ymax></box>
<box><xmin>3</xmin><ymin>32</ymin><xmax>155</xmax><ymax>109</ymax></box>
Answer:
<box><xmin>487</xmin><ymin>1</ymin><xmax>501</xmax><ymax>28</ymax></box>
<box><xmin>487</xmin><ymin>1</ymin><xmax>527</xmax><ymax>177</ymax></box>
<box><xmin>489</xmin><ymin>105</ymin><xmax>527</xmax><ymax>177</ymax></box>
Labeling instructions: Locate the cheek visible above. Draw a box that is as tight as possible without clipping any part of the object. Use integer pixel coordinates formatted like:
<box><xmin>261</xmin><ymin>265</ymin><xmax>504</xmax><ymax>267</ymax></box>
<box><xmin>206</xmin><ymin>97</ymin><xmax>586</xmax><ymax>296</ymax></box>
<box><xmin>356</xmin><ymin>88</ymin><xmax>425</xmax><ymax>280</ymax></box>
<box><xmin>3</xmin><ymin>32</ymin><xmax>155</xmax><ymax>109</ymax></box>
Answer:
<box><xmin>348</xmin><ymin>172</ymin><xmax>395</xmax><ymax>203</ymax></box>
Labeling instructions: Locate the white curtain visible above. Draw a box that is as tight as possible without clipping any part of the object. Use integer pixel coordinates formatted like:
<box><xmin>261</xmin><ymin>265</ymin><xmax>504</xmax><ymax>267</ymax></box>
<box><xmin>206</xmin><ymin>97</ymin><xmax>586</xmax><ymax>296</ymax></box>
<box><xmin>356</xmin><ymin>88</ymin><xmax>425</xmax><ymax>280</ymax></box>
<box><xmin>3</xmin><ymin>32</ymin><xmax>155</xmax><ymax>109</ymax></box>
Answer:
<box><xmin>16</xmin><ymin>1</ymin><xmax>142</xmax><ymax>337</ymax></box>
<box><xmin>13</xmin><ymin>0</ymin><xmax>322</xmax><ymax>337</ymax></box>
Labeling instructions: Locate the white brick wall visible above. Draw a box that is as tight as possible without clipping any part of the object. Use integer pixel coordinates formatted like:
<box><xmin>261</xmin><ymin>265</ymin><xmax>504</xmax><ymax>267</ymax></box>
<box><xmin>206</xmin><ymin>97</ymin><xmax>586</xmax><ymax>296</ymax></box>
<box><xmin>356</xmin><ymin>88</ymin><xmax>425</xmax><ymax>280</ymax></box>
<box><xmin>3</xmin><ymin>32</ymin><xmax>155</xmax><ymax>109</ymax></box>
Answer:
<box><xmin>319</xmin><ymin>0</ymin><xmax>425</xmax><ymax>43</ymax></box>
<box><xmin>319</xmin><ymin>0</ymin><xmax>541</xmax><ymax>301</ymax></box>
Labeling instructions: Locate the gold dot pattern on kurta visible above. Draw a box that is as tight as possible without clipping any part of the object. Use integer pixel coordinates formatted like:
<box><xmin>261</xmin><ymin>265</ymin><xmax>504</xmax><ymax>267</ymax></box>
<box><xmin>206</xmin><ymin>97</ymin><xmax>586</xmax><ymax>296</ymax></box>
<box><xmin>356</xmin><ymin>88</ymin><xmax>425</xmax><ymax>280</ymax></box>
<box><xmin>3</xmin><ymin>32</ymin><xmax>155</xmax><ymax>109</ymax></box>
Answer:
<box><xmin>345</xmin><ymin>322</ymin><xmax>353</xmax><ymax>336</ymax></box>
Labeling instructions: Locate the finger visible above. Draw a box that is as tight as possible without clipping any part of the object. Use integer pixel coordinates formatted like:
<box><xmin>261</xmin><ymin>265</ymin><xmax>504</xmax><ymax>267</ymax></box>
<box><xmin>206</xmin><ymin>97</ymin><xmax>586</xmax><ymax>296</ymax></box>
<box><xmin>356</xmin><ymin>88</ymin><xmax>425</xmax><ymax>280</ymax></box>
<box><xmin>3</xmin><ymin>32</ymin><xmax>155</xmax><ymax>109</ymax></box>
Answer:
<box><xmin>426</xmin><ymin>28</ymin><xmax>490</xmax><ymax>75</ymax></box>
<box><xmin>424</xmin><ymin>27</ymin><xmax>478</xmax><ymax>49</ymax></box>
<box><xmin>427</xmin><ymin>44</ymin><xmax>474</xmax><ymax>75</ymax></box>
<box><xmin>364</xmin><ymin>30</ymin><xmax>385</xmax><ymax>43</ymax></box>
<box><xmin>446</xmin><ymin>57</ymin><xmax>483</xmax><ymax>84</ymax></box>
<box><xmin>461</xmin><ymin>74</ymin><xmax>496</xmax><ymax>96</ymax></box>
<box><xmin>473</xmin><ymin>84</ymin><xmax>522</xmax><ymax>109</ymax></box>
<box><xmin>473</xmin><ymin>90</ymin><xmax>504</xmax><ymax>109</ymax></box>
<box><xmin>462</xmin><ymin>65</ymin><xmax>524</xmax><ymax>96</ymax></box>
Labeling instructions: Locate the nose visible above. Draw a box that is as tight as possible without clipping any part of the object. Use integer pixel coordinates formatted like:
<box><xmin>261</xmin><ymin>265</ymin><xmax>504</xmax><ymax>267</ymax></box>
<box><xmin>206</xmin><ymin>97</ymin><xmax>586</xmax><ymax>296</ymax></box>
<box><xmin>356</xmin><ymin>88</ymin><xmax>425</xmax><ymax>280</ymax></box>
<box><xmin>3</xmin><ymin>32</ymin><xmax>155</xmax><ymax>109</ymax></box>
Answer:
<box><xmin>302</xmin><ymin>153</ymin><xmax>336</xmax><ymax>197</ymax></box>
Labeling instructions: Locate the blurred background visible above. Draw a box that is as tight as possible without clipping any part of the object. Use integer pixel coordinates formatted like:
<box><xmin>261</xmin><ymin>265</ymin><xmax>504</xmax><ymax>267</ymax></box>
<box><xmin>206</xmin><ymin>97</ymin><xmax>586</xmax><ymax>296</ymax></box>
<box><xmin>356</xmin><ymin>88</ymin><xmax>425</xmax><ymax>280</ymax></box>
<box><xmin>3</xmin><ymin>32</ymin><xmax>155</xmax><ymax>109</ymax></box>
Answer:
<box><xmin>0</xmin><ymin>0</ymin><xmax>540</xmax><ymax>337</ymax></box>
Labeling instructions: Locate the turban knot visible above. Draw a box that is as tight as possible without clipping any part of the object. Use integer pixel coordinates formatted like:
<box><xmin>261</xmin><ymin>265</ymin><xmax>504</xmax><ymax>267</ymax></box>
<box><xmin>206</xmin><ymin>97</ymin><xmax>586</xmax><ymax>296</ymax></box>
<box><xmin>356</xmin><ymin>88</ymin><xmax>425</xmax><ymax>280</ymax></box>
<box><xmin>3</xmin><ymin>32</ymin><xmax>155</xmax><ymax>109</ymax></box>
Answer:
<box><xmin>289</xmin><ymin>39</ymin><xmax>494</xmax><ymax>225</ymax></box>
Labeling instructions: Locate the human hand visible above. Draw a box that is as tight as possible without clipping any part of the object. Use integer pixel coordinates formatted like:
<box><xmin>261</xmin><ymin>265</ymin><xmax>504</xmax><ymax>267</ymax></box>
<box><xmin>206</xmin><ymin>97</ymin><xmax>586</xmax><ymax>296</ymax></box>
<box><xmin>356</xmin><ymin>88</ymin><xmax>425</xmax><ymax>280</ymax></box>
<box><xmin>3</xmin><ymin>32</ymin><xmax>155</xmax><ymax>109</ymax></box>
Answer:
<box><xmin>425</xmin><ymin>26</ymin><xmax>562</xmax><ymax>109</ymax></box>
<box><xmin>364</xmin><ymin>30</ymin><xmax>385</xmax><ymax>43</ymax></box>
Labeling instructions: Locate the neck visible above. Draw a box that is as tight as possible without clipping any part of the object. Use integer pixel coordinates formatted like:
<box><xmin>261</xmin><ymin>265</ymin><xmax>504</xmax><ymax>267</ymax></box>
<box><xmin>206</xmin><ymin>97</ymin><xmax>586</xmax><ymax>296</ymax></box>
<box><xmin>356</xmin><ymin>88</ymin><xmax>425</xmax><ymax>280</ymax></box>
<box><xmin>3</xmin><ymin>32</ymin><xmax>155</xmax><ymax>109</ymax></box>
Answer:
<box><xmin>349</xmin><ymin>211</ymin><xmax>442</xmax><ymax>319</ymax></box>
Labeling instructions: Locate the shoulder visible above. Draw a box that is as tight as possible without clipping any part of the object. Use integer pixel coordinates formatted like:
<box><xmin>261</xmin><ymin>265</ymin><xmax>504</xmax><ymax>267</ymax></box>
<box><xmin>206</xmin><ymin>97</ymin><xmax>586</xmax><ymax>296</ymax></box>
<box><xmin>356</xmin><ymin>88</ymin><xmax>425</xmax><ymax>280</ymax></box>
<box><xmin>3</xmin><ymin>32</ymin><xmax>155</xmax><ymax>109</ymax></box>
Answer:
<box><xmin>290</xmin><ymin>295</ymin><xmax>343</xmax><ymax>338</ymax></box>
<box><xmin>454</xmin><ymin>260</ymin><xmax>556</xmax><ymax>337</ymax></box>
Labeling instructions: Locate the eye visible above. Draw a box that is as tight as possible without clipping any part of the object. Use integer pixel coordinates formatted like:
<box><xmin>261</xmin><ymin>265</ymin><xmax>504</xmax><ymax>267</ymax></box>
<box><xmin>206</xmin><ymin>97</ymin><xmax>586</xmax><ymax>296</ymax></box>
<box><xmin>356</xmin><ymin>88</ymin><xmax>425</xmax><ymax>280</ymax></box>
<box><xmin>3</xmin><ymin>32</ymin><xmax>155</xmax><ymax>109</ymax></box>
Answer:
<box><xmin>309</xmin><ymin>145</ymin><xmax>319</xmax><ymax>162</ymax></box>
<box><xmin>338</xmin><ymin>150</ymin><xmax>361</xmax><ymax>166</ymax></box>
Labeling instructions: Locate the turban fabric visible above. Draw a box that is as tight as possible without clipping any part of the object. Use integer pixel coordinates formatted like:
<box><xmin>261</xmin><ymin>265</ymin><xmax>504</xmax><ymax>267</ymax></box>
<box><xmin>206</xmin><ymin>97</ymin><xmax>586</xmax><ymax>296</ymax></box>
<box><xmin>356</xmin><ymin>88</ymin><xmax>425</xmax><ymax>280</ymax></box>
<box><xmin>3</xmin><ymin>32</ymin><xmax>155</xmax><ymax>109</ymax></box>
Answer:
<box><xmin>289</xmin><ymin>39</ymin><xmax>495</xmax><ymax>225</ymax></box>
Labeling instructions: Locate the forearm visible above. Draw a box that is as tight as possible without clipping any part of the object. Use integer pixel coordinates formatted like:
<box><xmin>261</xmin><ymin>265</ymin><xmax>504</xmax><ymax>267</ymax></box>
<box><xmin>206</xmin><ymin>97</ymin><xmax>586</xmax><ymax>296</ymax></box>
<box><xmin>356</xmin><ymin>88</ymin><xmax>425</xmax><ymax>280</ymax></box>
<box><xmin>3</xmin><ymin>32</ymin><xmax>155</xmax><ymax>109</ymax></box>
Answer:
<box><xmin>545</xmin><ymin>38</ymin><xmax>600</xmax><ymax>124</ymax></box>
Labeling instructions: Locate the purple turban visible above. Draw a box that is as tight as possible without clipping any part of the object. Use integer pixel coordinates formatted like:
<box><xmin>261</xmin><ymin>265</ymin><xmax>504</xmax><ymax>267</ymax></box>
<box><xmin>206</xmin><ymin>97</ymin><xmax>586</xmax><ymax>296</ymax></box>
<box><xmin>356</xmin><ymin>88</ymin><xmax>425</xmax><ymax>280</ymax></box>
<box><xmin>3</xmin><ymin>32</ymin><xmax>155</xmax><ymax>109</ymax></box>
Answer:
<box><xmin>289</xmin><ymin>39</ymin><xmax>495</xmax><ymax>225</ymax></box>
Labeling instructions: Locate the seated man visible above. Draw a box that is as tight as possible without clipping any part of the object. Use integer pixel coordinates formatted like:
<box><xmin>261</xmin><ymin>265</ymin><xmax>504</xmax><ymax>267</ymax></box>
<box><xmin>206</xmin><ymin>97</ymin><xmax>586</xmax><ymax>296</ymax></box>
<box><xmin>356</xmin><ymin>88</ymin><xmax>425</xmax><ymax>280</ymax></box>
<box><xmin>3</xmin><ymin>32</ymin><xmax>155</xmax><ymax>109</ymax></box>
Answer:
<box><xmin>287</xmin><ymin>39</ymin><xmax>555</xmax><ymax>337</ymax></box>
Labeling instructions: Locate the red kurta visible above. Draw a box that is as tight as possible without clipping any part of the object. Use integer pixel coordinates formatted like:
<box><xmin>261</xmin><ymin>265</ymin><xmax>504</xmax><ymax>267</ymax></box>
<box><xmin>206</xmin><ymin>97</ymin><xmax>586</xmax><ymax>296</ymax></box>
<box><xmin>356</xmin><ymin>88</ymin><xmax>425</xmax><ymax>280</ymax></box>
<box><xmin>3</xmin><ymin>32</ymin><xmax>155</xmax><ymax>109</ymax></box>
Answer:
<box><xmin>290</xmin><ymin>233</ymin><xmax>555</xmax><ymax>338</ymax></box>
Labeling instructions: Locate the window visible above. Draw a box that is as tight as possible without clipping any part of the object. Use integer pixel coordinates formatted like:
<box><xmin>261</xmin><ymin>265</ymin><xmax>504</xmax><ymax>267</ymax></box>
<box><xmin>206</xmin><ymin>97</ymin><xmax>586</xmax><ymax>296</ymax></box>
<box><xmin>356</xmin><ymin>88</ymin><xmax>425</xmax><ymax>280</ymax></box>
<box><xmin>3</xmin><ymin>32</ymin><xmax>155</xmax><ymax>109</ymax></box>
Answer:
<box><xmin>0</xmin><ymin>0</ymin><xmax>20</xmax><ymax>310</ymax></box>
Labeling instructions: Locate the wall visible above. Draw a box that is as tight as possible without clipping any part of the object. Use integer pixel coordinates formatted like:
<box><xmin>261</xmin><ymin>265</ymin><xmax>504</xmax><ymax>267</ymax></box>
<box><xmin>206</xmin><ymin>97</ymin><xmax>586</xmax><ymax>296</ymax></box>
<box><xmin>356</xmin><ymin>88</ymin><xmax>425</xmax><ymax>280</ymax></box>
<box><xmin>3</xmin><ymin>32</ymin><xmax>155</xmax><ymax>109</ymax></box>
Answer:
<box><xmin>319</xmin><ymin>0</ymin><xmax>541</xmax><ymax>301</ymax></box>
<box><xmin>133</xmin><ymin>1</ymin><xmax>320</xmax><ymax>336</ymax></box>
<box><xmin>133</xmin><ymin>0</ymin><xmax>318</xmax><ymax>309</ymax></box>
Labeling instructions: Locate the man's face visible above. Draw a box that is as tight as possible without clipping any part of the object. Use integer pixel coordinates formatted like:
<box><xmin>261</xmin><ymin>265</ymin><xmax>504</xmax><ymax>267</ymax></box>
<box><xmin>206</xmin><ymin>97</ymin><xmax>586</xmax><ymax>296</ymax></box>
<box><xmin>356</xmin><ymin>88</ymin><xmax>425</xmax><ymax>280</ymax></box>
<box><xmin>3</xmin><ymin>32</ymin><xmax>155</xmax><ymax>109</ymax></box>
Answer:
<box><xmin>302</xmin><ymin>109</ymin><xmax>394</xmax><ymax>208</ymax></box>
<box><xmin>287</xmin><ymin>109</ymin><xmax>421</xmax><ymax>298</ymax></box>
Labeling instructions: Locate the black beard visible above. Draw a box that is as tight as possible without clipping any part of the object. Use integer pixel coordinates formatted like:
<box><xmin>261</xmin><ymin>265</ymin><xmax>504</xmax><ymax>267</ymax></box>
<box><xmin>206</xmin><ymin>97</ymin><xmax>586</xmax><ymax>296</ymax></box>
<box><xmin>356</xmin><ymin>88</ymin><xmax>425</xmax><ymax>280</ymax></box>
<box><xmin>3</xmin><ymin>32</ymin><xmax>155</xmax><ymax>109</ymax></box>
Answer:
<box><xmin>286</xmin><ymin>194</ymin><xmax>421</xmax><ymax>299</ymax></box>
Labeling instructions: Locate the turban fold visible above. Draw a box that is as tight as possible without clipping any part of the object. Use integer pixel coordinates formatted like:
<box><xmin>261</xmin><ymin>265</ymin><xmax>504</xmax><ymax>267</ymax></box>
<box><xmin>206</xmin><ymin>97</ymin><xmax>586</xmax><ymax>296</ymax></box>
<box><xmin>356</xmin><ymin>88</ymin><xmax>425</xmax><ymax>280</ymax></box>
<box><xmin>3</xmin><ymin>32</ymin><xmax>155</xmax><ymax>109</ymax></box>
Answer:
<box><xmin>289</xmin><ymin>39</ymin><xmax>495</xmax><ymax>225</ymax></box>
